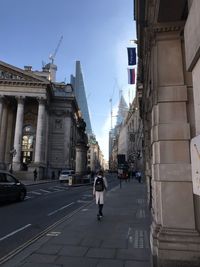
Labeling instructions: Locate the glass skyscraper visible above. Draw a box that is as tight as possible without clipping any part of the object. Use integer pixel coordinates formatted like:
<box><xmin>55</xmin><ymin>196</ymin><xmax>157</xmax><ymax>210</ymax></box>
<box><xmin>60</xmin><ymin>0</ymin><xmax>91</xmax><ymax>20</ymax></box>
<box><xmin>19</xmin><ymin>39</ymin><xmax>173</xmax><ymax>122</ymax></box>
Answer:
<box><xmin>71</xmin><ymin>61</ymin><xmax>92</xmax><ymax>135</ymax></box>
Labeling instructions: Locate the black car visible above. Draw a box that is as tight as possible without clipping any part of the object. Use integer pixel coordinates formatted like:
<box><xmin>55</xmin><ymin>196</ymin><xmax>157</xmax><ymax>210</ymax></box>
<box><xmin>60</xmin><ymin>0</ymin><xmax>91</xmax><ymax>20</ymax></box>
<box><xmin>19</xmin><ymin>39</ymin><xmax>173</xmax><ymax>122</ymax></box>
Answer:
<box><xmin>0</xmin><ymin>171</ymin><xmax>27</xmax><ymax>202</ymax></box>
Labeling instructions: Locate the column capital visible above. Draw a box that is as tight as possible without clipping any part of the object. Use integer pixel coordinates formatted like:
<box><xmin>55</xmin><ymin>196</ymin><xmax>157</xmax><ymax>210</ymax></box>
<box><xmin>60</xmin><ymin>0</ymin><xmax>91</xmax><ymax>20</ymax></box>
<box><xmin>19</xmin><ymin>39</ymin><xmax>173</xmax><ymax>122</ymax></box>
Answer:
<box><xmin>36</xmin><ymin>97</ymin><xmax>46</xmax><ymax>105</ymax></box>
<box><xmin>15</xmin><ymin>96</ymin><xmax>25</xmax><ymax>104</ymax></box>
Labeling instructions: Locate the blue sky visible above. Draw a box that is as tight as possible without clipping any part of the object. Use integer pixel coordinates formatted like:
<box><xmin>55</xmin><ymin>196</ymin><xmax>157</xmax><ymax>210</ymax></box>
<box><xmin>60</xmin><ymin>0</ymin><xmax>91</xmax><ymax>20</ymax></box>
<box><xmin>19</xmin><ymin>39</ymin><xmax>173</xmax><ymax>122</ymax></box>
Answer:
<box><xmin>1</xmin><ymin>0</ymin><xmax>136</xmax><ymax>160</ymax></box>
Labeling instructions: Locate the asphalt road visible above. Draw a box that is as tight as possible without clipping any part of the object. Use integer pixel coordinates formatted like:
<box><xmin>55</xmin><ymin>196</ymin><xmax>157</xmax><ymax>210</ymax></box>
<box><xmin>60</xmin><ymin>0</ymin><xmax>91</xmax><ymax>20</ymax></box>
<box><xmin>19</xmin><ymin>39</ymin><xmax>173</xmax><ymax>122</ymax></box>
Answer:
<box><xmin>0</xmin><ymin>174</ymin><xmax>118</xmax><ymax>262</ymax></box>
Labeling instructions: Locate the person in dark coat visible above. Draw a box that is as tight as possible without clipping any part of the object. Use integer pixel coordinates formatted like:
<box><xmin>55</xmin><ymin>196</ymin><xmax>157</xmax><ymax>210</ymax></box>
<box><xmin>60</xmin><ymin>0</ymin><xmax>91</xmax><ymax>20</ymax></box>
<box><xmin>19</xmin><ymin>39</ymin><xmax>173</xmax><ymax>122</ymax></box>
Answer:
<box><xmin>93</xmin><ymin>170</ymin><xmax>108</xmax><ymax>219</ymax></box>
<box><xmin>33</xmin><ymin>169</ymin><xmax>37</xmax><ymax>181</ymax></box>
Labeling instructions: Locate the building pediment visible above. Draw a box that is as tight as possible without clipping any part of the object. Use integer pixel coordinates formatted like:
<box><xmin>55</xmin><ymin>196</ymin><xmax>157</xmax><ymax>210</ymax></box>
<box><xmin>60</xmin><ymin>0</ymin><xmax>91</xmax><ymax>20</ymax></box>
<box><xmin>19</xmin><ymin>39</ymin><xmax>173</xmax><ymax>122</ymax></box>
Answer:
<box><xmin>0</xmin><ymin>60</ymin><xmax>50</xmax><ymax>86</ymax></box>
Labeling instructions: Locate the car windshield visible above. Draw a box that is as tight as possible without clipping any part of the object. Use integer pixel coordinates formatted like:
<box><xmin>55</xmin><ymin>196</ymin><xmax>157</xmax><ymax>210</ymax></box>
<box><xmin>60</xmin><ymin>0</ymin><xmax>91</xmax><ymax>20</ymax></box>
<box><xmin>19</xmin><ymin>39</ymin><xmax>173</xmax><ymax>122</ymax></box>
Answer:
<box><xmin>61</xmin><ymin>172</ymin><xmax>70</xmax><ymax>175</ymax></box>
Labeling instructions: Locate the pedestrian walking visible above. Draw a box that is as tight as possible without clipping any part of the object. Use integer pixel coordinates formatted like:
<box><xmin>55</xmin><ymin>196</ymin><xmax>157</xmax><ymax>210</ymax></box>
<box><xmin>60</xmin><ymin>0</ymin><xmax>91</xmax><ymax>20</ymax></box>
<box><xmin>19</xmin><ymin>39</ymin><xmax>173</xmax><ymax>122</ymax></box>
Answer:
<box><xmin>33</xmin><ymin>169</ymin><xmax>37</xmax><ymax>182</ymax></box>
<box><xmin>93</xmin><ymin>170</ymin><xmax>108</xmax><ymax>220</ymax></box>
<box><xmin>136</xmin><ymin>171</ymin><xmax>142</xmax><ymax>183</ymax></box>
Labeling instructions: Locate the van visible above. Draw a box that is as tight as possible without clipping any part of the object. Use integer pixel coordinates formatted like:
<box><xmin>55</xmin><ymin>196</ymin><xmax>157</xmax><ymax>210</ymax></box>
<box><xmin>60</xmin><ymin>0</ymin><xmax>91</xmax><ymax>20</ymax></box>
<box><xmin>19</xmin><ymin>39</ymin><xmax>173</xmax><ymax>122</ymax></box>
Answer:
<box><xmin>59</xmin><ymin>170</ymin><xmax>75</xmax><ymax>183</ymax></box>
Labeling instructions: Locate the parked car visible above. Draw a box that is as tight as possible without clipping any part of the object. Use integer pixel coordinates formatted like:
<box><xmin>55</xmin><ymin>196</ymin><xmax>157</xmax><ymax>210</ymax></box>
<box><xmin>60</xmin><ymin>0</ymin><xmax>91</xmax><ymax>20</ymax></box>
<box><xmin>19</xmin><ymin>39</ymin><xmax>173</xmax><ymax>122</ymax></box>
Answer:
<box><xmin>0</xmin><ymin>171</ymin><xmax>27</xmax><ymax>202</ymax></box>
<box><xmin>59</xmin><ymin>170</ymin><xmax>75</xmax><ymax>183</ymax></box>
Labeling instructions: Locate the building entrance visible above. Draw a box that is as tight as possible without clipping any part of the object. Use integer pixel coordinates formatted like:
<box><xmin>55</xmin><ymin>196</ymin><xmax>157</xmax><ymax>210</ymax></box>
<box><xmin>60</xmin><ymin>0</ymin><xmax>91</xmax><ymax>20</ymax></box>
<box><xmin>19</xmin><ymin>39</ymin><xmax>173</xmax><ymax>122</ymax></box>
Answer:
<box><xmin>21</xmin><ymin>125</ymin><xmax>35</xmax><ymax>170</ymax></box>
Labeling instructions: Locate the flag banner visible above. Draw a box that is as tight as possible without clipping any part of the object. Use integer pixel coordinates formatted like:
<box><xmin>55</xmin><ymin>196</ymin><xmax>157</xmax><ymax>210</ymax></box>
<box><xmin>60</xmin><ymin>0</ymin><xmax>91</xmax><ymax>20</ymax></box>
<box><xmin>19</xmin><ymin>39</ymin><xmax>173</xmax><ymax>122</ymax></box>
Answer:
<box><xmin>128</xmin><ymin>68</ymin><xmax>135</xmax><ymax>84</ymax></box>
<box><xmin>127</xmin><ymin>47</ymin><xmax>136</xmax><ymax>65</ymax></box>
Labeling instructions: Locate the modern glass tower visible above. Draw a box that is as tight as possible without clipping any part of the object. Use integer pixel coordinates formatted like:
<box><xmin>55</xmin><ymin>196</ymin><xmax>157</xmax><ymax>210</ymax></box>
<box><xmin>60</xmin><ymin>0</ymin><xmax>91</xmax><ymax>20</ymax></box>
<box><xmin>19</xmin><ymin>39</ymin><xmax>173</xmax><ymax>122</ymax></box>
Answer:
<box><xmin>71</xmin><ymin>61</ymin><xmax>92</xmax><ymax>135</ymax></box>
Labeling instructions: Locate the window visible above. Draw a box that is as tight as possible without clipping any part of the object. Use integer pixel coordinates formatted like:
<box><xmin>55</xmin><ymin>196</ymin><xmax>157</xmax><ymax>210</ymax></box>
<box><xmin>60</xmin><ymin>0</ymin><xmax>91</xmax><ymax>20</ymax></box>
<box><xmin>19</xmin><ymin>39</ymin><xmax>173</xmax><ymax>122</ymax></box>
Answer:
<box><xmin>5</xmin><ymin>174</ymin><xmax>16</xmax><ymax>183</ymax></box>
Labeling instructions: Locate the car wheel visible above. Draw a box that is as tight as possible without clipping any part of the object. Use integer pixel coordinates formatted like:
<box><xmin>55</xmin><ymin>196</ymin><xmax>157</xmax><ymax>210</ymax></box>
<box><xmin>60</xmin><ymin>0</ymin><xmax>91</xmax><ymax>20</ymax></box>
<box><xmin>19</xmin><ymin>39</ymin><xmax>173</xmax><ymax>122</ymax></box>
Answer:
<box><xmin>18</xmin><ymin>191</ymin><xmax>26</xmax><ymax>201</ymax></box>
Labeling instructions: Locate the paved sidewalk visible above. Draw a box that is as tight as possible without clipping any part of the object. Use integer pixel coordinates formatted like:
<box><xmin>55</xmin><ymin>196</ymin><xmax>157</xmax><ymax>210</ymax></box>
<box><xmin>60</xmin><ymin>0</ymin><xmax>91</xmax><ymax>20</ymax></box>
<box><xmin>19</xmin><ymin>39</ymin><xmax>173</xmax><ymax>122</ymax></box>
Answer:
<box><xmin>2</xmin><ymin>179</ymin><xmax>152</xmax><ymax>267</ymax></box>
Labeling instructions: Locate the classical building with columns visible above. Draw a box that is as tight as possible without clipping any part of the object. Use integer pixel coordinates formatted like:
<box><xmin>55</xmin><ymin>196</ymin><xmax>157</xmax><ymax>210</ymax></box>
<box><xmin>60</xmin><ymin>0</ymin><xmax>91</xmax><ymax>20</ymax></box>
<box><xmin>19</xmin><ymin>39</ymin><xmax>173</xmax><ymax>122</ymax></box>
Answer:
<box><xmin>134</xmin><ymin>0</ymin><xmax>200</xmax><ymax>266</ymax></box>
<box><xmin>0</xmin><ymin>60</ymin><xmax>88</xmax><ymax>179</ymax></box>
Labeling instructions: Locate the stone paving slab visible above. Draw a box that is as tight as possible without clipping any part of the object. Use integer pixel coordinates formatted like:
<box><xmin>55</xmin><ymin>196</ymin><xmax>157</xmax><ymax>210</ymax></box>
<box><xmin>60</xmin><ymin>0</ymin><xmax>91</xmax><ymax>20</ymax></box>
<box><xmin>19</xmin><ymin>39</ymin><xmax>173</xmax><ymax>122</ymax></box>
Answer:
<box><xmin>125</xmin><ymin>260</ymin><xmax>151</xmax><ymax>267</ymax></box>
<box><xmin>55</xmin><ymin>255</ymin><xmax>98</xmax><ymax>267</ymax></box>
<box><xmin>58</xmin><ymin>245</ymin><xmax>88</xmax><ymax>257</ymax></box>
<box><xmin>21</xmin><ymin>263</ymin><xmax>61</xmax><ymax>267</ymax></box>
<box><xmin>86</xmin><ymin>247</ymin><xmax>116</xmax><ymax>259</ymax></box>
<box><xmin>117</xmin><ymin>248</ymin><xmax>150</xmax><ymax>261</ymax></box>
<box><xmin>24</xmin><ymin>253</ymin><xmax>57</xmax><ymax>263</ymax></box>
<box><xmin>96</xmin><ymin>259</ymin><xmax>124</xmax><ymax>267</ymax></box>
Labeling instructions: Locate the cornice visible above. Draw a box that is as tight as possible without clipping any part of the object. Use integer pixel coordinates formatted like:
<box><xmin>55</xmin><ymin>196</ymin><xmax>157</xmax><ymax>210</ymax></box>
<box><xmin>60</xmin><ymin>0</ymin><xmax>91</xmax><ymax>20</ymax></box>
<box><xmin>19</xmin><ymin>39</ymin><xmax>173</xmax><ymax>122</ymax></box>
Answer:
<box><xmin>0</xmin><ymin>80</ymin><xmax>47</xmax><ymax>88</ymax></box>
<box><xmin>152</xmin><ymin>22</ymin><xmax>185</xmax><ymax>33</ymax></box>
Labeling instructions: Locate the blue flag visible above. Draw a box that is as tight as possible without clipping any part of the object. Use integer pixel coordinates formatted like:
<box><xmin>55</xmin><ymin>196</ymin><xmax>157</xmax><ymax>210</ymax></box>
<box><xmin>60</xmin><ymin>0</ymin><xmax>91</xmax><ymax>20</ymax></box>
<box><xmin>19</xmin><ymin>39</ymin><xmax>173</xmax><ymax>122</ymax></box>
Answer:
<box><xmin>127</xmin><ymin>47</ymin><xmax>136</xmax><ymax>65</ymax></box>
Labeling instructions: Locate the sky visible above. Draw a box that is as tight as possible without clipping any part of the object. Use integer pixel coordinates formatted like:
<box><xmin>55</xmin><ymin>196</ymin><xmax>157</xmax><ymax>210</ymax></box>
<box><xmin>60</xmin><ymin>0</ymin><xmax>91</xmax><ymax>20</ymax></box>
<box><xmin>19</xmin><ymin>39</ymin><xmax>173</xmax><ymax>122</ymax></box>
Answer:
<box><xmin>0</xmin><ymin>0</ymin><xmax>136</xmax><ymax>161</ymax></box>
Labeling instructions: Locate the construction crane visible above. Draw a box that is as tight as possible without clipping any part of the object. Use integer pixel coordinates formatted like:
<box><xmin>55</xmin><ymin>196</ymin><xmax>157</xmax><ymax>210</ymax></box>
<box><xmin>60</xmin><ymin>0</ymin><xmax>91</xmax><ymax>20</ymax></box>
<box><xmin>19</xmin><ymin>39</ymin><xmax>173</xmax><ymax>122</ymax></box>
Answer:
<box><xmin>49</xmin><ymin>35</ymin><xmax>63</xmax><ymax>64</ymax></box>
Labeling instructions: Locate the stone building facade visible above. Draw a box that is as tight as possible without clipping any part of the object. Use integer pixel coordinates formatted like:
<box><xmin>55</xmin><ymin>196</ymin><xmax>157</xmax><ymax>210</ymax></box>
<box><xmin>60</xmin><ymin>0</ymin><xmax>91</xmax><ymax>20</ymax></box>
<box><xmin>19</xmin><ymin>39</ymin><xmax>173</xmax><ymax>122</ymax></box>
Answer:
<box><xmin>125</xmin><ymin>93</ymin><xmax>143</xmax><ymax>173</ymax></box>
<box><xmin>87</xmin><ymin>134</ymin><xmax>106</xmax><ymax>173</ymax></box>
<box><xmin>0</xmin><ymin>60</ymin><xmax>88</xmax><ymax>179</ymax></box>
<box><xmin>134</xmin><ymin>0</ymin><xmax>200</xmax><ymax>266</ymax></box>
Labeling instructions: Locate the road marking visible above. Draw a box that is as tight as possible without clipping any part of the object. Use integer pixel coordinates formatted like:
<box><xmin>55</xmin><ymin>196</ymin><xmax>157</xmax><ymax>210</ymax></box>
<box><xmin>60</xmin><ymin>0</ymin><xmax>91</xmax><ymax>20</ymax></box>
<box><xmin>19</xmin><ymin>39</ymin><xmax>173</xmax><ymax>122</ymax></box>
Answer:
<box><xmin>29</xmin><ymin>191</ymin><xmax>42</xmax><ymax>195</ymax></box>
<box><xmin>0</xmin><ymin>224</ymin><xmax>31</xmax><ymax>242</ymax></box>
<box><xmin>49</xmin><ymin>188</ymin><xmax>63</xmax><ymax>191</ymax></box>
<box><xmin>48</xmin><ymin>202</ymin><xmax>75</xmax><ymax>216</ymax></box>
<box><xmin>39</xmin><ymin>189</ymin><xmax>51</xmax><ymax>193</ymax></box>
<box><xmin>46</xmin><ymin>231</ymin><xmax>61</xmax><ymax>237</ymax></box>
<box><xmin>25</xmin><ymin>196</ymin><xmax>32</xmax><ymax>199</ymax></box>
<box><xmin>53</xmin><ymin>186</ymin><xmax>67</xmax><ymax>190</ymax></box>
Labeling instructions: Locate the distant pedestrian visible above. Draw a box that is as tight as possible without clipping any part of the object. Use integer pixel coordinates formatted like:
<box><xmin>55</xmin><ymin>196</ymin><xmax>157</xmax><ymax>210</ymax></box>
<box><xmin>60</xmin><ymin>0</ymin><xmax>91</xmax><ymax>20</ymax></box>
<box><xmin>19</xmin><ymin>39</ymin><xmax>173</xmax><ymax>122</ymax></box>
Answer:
<box><xmin>33</xmin><ymin>169</ymin><xmax>37</xmax><ymax>181</ymax></box>
<box><xmin>51</xmin><ymin>171</ymin><xmax>55</xmax><ymax>180</ymax></box>
<box><xmin>136</xmin><ymin>171</ymin><xmax>142</xmax><ymax>183</ymax></box>
<box><xmin>93</xmin><ymin>170</ymin><xmax>108</xmax><ymax>220</ymax></box>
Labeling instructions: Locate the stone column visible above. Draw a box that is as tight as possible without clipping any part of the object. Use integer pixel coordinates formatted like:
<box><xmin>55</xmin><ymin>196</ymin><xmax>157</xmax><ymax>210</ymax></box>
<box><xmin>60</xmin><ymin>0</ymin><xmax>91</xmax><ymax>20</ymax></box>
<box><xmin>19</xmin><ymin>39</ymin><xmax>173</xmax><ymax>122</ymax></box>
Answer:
<box><xmin>0</xmin><ymin>100</ymin><xmax>8</xmax><ymax>169</ymax></box>
<box><xmin>34</xmin><ymin>98</ymin><xmax>45</xmax><ymax>163</ymax></box>
<box><xmin>13</xmin><ymin>97</ymin><xmax>25</xmax><ymax>171</ymax></box>
<box><xmin>150</xmin><ymin>30</ymin><xmax>200</xmax><ymax>266</ymax></box>
<box><xmin>0</xmin><ymin>96</ymin><xmax>4</xmax><ymax>129</ymax></box>
<box><xmin>5</xmin><ymin>104</ymin><xmax>15</xmax><ymax>163</ymax></box>
<box><xmin>75</xmin><ymin>143</ymin><xmax>88</xmax><ymax>175</ymax></box>
<box><xmin>63</xmin><ymin>112</ymin><xmax>72</xmax><ymax>168</ymax></box>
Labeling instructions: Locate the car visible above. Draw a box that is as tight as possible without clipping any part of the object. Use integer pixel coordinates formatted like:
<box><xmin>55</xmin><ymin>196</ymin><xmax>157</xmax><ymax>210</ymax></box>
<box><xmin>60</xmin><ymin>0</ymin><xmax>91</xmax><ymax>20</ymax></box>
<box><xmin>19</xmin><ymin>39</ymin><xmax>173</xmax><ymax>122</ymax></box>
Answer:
<box><xmin>0</xmin><ymin>171</ymin><xmax>27</xmax><ymax>203</ymax></box>
<box><xmin>59</xmin><ymin>169</ymin><xmax>75</xmax><ymax>183</ymax></box>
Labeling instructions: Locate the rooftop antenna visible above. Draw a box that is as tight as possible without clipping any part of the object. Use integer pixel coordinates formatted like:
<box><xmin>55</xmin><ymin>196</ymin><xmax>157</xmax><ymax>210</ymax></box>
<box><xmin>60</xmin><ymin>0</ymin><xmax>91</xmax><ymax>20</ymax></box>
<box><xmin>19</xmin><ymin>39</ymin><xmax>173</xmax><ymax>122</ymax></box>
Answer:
<box><xmin>49</xmin><ymin>35</ymin><xmax>63</xmax><ymax>64</ymax></box>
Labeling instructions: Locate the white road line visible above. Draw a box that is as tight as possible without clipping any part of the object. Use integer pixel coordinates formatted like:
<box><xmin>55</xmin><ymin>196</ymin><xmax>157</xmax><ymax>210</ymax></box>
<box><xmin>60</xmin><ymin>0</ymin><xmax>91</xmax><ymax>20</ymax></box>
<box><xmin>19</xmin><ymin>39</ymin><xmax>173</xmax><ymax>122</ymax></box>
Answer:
<box><xmin>39</xmin><ymin>189</ymin><xmax>51</xmax><ymax>193</ymax></box>
<box><xmin>25</xmin><ymin>196</ymin><xmax>32</xmax><ymax>199</ymax></box>
<box><xmin>49</xmin><ymin>188</ymin><xmax>62</xmax><ymax>191</ymax></box>
<box><xmin>48</xmin><ymin>202</ymin><xmax>75</xmax><ymax>216</ymax></box>
<box><xmin>29</xmin><ymin>191</ymin><xmax>42</xmax><ymax>195</ymax></box>
<box><xmin>53</xmin><ymin>186</ymin><xmax>67</xmax><ymax>190</ymax></box>
<box><xmin>0</xmin><ymin>224</ymin><xmax>31</xmax><ymax>242</ymax></box>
